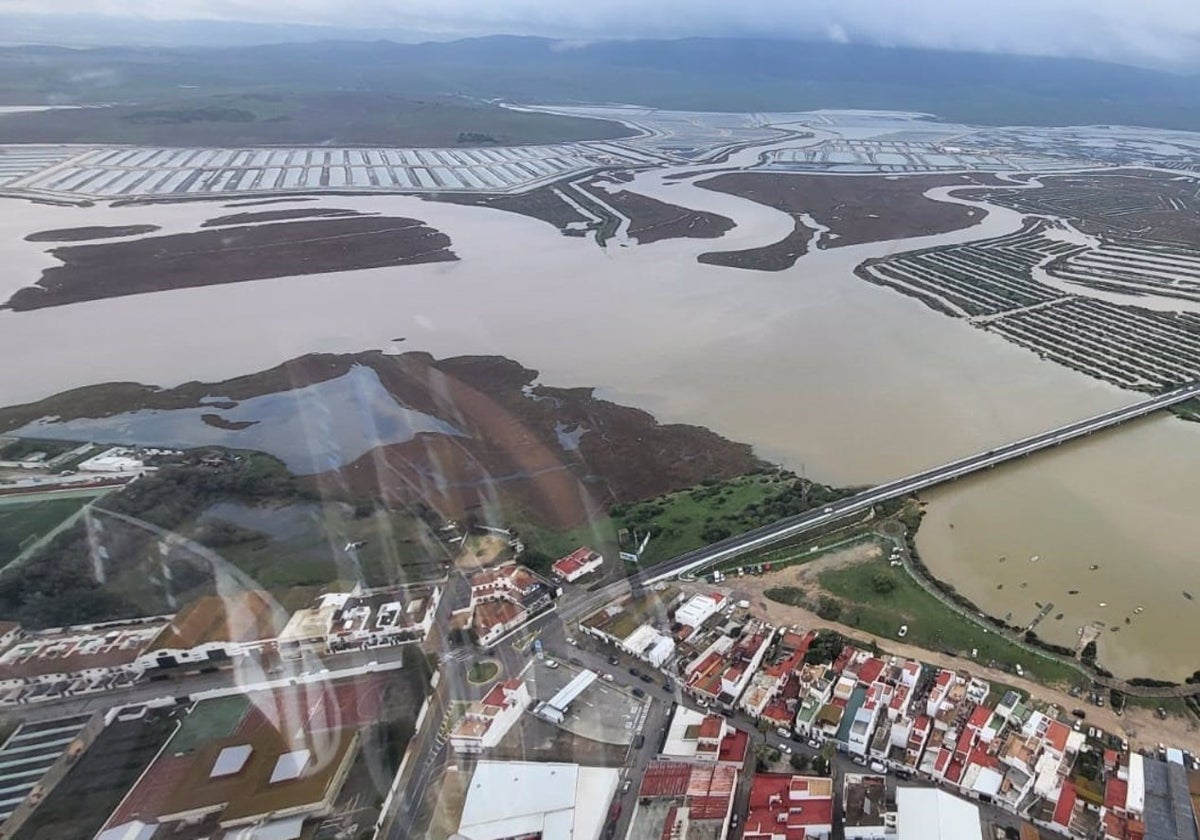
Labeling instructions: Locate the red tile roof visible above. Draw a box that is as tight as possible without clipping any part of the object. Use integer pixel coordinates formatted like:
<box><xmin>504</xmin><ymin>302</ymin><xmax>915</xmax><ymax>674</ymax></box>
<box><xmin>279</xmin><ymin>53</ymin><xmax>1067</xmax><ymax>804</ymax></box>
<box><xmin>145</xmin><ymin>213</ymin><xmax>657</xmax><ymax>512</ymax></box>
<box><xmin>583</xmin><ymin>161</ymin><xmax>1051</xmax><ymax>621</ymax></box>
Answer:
<box><xmin>1054</xmin><ymin>782</ymin><xmax>1078</xmax><ymax>828</ymax></box>
<box><xmin>1106</xmin><ymin>777</ymin><xmax>1129</xmax><ymax>811</ymax></box>
<box><xmin>968</xmin><ymin>704</ymin><xmax>992</xmax><ymax>729</ymax></box>
<box><xmin>697</xmin><ymin>715</ymin><xmax>723</xmax><ymax>740</ymax></box>
<box><xmin>858</xmin><ymin>657</ymin><xmax>885</xmax><ymax>686</ymax></box>
<box><xmin>552</xmin><ymin>547</ymin><xmax>600</xmax><ymax>577</ymax></box>
<box><xmin>718</xmin><ymin>729</ymin><xmax>749</xmax><ymax>764</ymax></box>
<box><xmin>745</xmin><ymin>774</ymin><xmax>834</xmax><ymax>839</ymax></box>
<box><xmin>1045</xmin><ymin>721</ymin><xmax>1070</xmax><ymax>752</ymax></box>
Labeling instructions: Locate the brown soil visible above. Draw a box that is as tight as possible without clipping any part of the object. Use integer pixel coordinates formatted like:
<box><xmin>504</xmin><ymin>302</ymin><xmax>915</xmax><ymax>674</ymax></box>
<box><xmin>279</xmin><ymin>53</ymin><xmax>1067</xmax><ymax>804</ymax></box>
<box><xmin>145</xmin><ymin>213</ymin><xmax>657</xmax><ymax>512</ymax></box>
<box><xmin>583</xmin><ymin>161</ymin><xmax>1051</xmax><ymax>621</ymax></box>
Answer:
<box><xmin>24</xmin><ymin>224</ymin><xmax>160</xmax><ymax>242</ymax></box>
<box><xmin>699</xmin><ymin>219</ymin><xmax>812</xmax><ymax>271</ymax></box>
<box><xmin>199</xmin><ymin>413</ymin><xmax>257</xmax><ymax>431</ymax></box>
<box><xmin>694</xmin><ymin>172</ymin><xmax>1002</xmax><ymax>271</ymax></box>
<box><xmin>429</xmin><ymin>186</ymin><xmax>590</xmax><ymax>231</ymax></box>
<box><xmin>0</xmin><ymin>350</ymin><xmax>764</xmax><ymax>528</ymax></box>
<box><xmin>958</xmin><ymin>169</ymin><xmax>1200</xmax><ymax>245</ymax></box>
<box><xmin>199</xmin><ymin>208</ymin><xmax>365</xmax><ymax>227</ymax></box>
<box><xmin>308</xmin><ymin>352</ymin><xmax>766</xmax><ymax>527</ymax></box>
<box><xmin>4</xmin><ymin>216</ymin><xmax>455</xmax><ymax>311</ymax></box>
<box><xmin>584</xmin><ymin>180</ymin><xmax>734</xmax><ymax>244</ymax></box>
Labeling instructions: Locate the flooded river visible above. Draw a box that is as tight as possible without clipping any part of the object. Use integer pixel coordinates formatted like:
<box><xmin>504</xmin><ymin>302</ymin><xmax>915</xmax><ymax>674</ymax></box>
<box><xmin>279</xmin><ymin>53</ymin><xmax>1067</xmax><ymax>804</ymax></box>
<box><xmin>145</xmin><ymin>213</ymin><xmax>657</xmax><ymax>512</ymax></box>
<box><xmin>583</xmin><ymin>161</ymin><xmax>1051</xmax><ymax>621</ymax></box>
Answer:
<box><xmin>0</xmin><ymin>151</ymin><xmax>1197</xmax><ymax>678</ymax></box>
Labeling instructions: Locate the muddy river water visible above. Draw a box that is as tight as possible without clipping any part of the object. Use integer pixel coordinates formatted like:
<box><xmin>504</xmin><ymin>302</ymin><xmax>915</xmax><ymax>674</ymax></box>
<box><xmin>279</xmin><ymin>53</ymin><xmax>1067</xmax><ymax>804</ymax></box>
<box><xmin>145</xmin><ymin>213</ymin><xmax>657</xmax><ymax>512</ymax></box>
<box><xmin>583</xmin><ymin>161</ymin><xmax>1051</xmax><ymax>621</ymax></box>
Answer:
<box><xmin>0</xmin><ymin>147</ymin><xmax>1197</xmax><ymax>679</ymax></box>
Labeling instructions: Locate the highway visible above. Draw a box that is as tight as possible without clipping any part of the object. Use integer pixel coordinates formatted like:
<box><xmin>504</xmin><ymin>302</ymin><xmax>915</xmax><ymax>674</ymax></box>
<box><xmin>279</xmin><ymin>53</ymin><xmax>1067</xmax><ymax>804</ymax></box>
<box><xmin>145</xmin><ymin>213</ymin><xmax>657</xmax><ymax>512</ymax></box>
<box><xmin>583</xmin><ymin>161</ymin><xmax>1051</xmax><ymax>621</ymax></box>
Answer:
<box><xmin>564</xmin><ymin>380</ymin><xmax>1200</xmax><ymax>622</ymax></box>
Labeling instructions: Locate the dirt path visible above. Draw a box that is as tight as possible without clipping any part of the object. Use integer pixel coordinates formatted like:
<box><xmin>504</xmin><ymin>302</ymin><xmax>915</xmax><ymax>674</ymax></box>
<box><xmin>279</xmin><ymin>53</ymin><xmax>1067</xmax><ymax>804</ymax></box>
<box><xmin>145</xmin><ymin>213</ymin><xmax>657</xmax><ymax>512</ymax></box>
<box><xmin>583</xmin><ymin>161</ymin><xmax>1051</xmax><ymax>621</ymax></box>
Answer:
<box><xmin>688</xmin><ymin>553</ymin><xmax>1200</xmax><ymax>754</ymax></box>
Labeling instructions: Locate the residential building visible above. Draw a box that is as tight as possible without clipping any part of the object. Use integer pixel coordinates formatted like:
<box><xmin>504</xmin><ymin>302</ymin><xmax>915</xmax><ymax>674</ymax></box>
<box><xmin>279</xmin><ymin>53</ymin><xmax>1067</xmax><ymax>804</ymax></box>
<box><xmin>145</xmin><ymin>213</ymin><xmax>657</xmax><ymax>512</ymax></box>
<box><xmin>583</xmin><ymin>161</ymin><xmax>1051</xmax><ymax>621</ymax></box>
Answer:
<box><xmin>277</xmin><ymin>586</ymin><xmax>441</xmax><ymax>658</ymax></box>
<box><xmin>552</xmin><ymin>546</ymin><xmax>603</xmax><ymax>583</ymax></box>
<box><xmin>842</xmin><ymin>774</ymin><xmax>893</xmax><ymax>840</ymax></box>
<box><xmin>742</xmin><ymin>774</ymin><xmax>834</xmax><ymax>840</ymax></box>
<box><xmin>138</xmin><ymin>591</ymin><xmax>284</xmax><ymax>671</ymax></box>
<box><xmin>449</xmin><ymin>679</ymin><xmax>530</xmax><ymax>754</ymax></box>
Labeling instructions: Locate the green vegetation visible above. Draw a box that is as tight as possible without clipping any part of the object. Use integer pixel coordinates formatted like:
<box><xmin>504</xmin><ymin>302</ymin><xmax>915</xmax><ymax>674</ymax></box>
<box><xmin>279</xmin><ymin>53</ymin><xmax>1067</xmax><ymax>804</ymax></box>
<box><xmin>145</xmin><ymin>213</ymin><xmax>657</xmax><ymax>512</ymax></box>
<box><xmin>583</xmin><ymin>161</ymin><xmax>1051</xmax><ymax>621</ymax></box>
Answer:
<box><xmin>0</xmin><ymin>437</ymin><xmax>81</xmax><ymax>461</ymax></box>
<box><xmin>512</xmin><ymin>518</ymin><xmax>615</xmax><ymax>577</ymax></box>
<box><xmin>467</xmin><ymin>661</ymin><xmax>499</xmax><ymax>684</ymax></box>
<box><xmin>0</xmin><ymin>496</ymin><xmax>93</xmax><ymax>565</ymax></box>
<box><xmin>610</xmin><ymin>472</ymin><xmax>852</xmax><ymax>566</ymax></box>
<box><xmin>167</xmin><ymin>694</ymin><xmax>250</xmax><ymax>751</ymax></box>
<box><xmin>0</xmin><ymin>452</ymin><xmax>450</xmax><ymax>628</ymax></box>
<box><xmin>815</xmin><ymin>563</ymin><xmax>1080</xmax><ymax>685</ymax></box>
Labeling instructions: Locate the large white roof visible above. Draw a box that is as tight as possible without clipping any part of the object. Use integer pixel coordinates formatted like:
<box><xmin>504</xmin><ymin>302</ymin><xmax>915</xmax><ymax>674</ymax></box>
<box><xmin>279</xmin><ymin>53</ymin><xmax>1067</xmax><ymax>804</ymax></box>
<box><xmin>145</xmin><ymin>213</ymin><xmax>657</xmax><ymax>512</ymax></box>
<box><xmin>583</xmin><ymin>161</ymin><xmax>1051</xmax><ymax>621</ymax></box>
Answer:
<box><xmin>896</xmin><ymin>787</ymin><xmax>982</xmax><ymax>840</ymax></box>
<box><xmin>457</xmin><ymin>761</ymin><xmax>618</xmax><ymax>840</ymax></box>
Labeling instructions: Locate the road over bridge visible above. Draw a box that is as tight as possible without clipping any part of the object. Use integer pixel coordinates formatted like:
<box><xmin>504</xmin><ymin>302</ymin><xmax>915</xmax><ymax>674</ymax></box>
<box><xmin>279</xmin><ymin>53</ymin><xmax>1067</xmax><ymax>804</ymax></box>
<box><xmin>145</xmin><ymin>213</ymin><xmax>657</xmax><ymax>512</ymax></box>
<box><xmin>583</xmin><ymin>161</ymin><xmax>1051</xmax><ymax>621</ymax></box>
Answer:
<box><xmin>563</xmin><ymin>380</ymin><xmax>1200</xmax><ymax>623</ymax></box>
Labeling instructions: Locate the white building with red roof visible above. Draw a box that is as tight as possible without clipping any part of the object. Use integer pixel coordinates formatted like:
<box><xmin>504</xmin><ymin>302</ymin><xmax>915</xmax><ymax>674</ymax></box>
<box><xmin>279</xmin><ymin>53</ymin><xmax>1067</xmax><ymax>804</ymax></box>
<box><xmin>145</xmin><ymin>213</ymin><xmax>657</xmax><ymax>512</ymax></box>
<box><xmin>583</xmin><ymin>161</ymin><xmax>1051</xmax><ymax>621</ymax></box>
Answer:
<box><xmin>551</xmin><ymin>546</ymin><xmax>603</xmax><ymax>583</ymax></box>
<box><xmin>449</xmin><ymin>679</ymin><xmax>531</xmax><ymax>754</ymax></box>
<box><xmin>743</xmin><ymin>774</ymin><xmax>834</xmax><ymax>840</ymax></box>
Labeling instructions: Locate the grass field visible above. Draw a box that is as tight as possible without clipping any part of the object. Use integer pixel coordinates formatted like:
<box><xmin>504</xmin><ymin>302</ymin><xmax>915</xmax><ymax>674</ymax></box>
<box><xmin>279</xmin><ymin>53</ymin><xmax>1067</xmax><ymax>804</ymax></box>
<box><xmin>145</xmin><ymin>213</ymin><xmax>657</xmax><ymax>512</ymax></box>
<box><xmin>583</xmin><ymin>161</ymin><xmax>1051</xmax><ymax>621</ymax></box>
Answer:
<box><xmin>197</xmin><ymin>503</ymin><xmax>449</xmax><ymax>590</ymax></box>
<box><xmin>613</xmin><ymin>473</ymin><xmax>824</xmax><ymax>566</ymax></box>
<box><xmin>816</xmin><ymin>562</ymin><xmax>1081</xmax><ymax>686</ymax></box>
<box><xmin>0</xmin><ymin>496</ymin><xmax>93</xmax><ymax>566</ymax></box>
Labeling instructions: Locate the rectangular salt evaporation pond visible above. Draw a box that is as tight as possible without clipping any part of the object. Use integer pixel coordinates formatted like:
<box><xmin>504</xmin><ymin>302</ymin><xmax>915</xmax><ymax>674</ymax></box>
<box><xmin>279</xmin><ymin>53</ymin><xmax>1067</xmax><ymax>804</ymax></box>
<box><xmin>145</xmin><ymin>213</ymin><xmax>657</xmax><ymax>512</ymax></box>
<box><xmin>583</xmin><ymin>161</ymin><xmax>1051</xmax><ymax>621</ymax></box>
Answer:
<box><xmin>11</xmin><ymin>365</ymin><xmax>465</xmax><ymax>475</ymax></box>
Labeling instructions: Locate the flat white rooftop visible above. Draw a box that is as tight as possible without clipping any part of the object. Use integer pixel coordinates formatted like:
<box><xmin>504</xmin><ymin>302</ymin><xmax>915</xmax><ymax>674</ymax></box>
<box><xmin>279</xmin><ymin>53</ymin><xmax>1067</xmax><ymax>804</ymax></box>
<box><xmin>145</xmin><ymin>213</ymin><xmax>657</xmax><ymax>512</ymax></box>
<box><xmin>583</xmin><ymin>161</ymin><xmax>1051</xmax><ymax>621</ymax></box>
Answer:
<box><xmin>457</xmin><ymin>760</ymin><xmax>619</xmax><ymax>840</ymax></box>
<box><xmin>896</xmin><ymin>787</ymin><xmax>982</xmax><ymax>840</ymax></box>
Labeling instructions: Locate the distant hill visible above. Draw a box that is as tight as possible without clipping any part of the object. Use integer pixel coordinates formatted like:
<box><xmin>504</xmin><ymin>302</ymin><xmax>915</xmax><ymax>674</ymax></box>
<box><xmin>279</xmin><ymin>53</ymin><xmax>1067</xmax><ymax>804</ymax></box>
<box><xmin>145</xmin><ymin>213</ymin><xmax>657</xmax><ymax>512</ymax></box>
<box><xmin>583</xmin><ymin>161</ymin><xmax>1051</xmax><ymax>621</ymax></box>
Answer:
<box><xmin>1</xmin><ymin>35</ymin><xmax>1198</xmax><ymax>131</ymax></box>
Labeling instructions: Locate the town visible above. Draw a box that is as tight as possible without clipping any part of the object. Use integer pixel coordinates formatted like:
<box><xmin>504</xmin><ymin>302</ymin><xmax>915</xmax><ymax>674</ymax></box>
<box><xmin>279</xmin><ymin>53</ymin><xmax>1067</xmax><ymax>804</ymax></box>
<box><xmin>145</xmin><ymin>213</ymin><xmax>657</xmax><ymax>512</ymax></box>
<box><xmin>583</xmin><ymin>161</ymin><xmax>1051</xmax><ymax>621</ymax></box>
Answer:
<box><xmin>0</xmin><ymin>508</ymin><xmax>1193</xmax><ymax>840</ymax></box>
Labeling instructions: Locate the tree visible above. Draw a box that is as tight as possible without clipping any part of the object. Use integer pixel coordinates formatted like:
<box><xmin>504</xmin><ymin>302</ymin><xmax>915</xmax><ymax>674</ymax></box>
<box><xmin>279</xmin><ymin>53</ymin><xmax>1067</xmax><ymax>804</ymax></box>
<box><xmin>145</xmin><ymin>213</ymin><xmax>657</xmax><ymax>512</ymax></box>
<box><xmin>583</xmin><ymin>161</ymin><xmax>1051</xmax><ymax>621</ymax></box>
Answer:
<box><xmin>870</xmin><ymin>571</ymin><xmax>896</xmax><ymax>594</ymax></box>
<box><xmin>1081</xmin><ymin>640</ymin><xmax>1098</xmax><ymax>666</ymax></box>
<box><xmin>789</xmin><ymin>754</ymin><xmax>809</xmax><ymax>772</ymax></box>
<box><xmin>815</xmin><ymin>597</ymin><xmax>842</xmax><ymax>621</ymax></box>
<box><xmin>700</xmin><ymin>523</ymin><xmax>731</xmax><ymax>543</ymax></box>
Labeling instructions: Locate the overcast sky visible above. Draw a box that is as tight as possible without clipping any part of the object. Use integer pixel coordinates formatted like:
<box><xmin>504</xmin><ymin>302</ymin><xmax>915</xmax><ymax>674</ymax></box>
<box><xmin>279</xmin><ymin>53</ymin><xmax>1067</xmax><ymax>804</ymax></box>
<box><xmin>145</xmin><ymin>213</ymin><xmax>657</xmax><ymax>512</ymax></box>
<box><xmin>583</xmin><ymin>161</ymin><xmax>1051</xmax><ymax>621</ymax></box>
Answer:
<box><xmin>3</xmin><ymin>0</ymin><xmax>1200</xmax><ymax>70</ymax></box>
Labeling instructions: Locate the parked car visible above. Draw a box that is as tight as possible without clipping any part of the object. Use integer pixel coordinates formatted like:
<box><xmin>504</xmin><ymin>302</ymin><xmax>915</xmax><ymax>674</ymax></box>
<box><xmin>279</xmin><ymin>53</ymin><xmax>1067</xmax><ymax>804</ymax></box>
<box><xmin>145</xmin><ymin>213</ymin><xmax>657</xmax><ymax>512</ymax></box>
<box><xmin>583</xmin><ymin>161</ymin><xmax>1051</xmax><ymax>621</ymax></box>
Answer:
<box><xmin>546</xmin><ymin>660</ymin><xmax>560</xmax><ymax>669</ymax></box>
<box><xmin>639</xmin><ymin>673</ymin><xmax>653</xmax><ymax>683</ymax></box>
<box><xmin>603</xmin><ymin>673</ymin><xmax>614</xmax><ymax>682</ymax></box>
<box><xmin>869</xmin><ymin>760</ymin><xmax>887</xmax><ymax>774</ymax></box>
<box><xmin>632</xmin><ymin>687</ymin><xmax>646</xmax><ymax>698</ymax></box>
<box><xmin>851</xmin><ymin>755</ymin><xmax>867</xmax><ymax>766</ymax></box>
<box><xmin>569</xmin><ymin>657</ymin><xmax>583</xmax><ymax>666</ymax></box>
<box><xmin>777</xmin><ymin>727</ymin><xmax>791</xmax><ymax>738</ymax></box>
<box><xmin>621</xmin><ymin>779</ymin><xmax>632</xmax><ymax>793</ymax></box>
<box><xmin>807</xmin><ymin>738</ymin><xmax>821</xmax><ymax>749</ymax></box>
<box><xmin>629</xmin><ymin>667</ymin><xmax>641</xmax><ymax>677</ymax></box>
<box><xmin>633</xmin><ymin>734</ymin><xmax>645</xmax><ymax>749</ymax></box>
<box><xmin>1072</xmin><ymin>708</ymin><xmax>1087</xmax><ymax>719</ymax></box>
<box><xmin>608</xmin><ymin>655</ymin><xmax>620</xmax><ymax>666</ymax></box>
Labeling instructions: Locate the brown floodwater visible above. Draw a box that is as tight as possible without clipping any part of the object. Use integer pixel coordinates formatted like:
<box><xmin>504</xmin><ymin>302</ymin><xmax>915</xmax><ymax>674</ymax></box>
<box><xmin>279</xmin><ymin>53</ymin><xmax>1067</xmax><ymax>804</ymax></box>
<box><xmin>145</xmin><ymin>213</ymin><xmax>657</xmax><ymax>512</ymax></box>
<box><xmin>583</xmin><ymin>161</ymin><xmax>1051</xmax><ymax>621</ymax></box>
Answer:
<box><xmin>0</xmin><ymin>147</ymin><xmax>1196</xmax><ymax>678</ymax></box>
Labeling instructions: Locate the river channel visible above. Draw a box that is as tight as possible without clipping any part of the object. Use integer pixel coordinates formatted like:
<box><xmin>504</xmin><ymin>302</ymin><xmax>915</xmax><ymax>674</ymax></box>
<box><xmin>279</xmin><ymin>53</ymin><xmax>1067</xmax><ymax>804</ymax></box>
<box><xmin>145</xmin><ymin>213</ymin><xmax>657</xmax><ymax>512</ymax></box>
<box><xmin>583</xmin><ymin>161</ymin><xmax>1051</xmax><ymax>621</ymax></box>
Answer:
<box><xmin>0</xmin><ymin>144</ymin><xmax>1196</xmax><ymax>679</ymax></box>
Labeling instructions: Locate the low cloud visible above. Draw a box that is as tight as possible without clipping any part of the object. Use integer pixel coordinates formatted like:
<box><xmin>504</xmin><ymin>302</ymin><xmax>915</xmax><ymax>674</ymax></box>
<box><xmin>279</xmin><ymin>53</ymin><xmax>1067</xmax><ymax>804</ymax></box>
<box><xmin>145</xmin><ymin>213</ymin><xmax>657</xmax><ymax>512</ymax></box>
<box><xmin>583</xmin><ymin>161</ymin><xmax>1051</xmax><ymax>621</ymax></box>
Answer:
<box><xmin>2</xmin><ymin>0</ymin><xmax>1199</xmax><ymax>70</ymax></box>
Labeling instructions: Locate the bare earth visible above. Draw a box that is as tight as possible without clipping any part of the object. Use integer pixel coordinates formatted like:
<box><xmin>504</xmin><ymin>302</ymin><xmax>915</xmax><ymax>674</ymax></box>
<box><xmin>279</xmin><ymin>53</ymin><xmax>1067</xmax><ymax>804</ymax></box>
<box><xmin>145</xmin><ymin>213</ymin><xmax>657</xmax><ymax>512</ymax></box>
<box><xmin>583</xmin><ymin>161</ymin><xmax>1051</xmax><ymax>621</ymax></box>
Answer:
<box><xmin>687</xmin><ymin>546</ymin><xmax>1200</xmax><ymax>754</ymax></box>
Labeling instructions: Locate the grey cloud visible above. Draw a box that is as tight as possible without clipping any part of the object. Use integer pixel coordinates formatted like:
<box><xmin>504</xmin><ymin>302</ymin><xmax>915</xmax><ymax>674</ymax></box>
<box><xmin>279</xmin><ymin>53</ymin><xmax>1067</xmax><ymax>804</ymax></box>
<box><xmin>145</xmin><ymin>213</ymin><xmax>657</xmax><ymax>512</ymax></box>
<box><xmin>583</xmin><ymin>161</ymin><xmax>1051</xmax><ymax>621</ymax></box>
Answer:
<box><xmin>2</xmin><ymin>0</ymin><xmax>1199</xmax><ymax>69</ymax></box>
